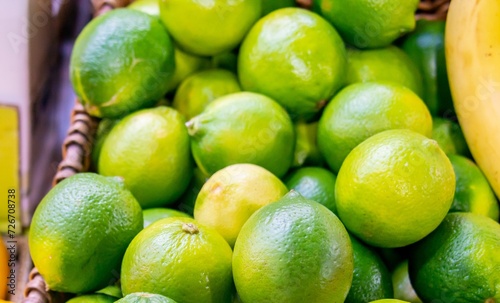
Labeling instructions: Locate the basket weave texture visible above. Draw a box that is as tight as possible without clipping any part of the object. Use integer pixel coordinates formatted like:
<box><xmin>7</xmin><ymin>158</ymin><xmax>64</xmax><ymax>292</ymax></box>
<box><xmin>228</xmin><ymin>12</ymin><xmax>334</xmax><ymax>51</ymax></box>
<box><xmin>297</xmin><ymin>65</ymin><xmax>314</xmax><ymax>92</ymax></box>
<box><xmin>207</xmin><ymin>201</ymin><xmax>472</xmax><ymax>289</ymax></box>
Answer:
<box><xmin>22</xmin><ymin>0</ymin><xmax>449</xmax><ymax>302</ymax></box>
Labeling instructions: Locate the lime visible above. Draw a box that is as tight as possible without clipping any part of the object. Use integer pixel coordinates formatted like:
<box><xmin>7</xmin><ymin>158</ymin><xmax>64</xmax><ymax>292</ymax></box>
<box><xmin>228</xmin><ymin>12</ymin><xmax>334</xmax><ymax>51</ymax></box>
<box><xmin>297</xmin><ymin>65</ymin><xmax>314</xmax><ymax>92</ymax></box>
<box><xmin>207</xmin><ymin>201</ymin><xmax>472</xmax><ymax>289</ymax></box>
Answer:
<box><xmin>70</xmin><ymin>9</ymin><xmax>175</xmax><ymax>118</ymax></box>
<box><xmin>369</xmin><ymin>300</ymin><xmax>410</xmax><ymax>303</ymax></box>
<box><xmin>128</xmin><ymin>0</ymin><xmax>160</xmax><ymax>16</ymax></box>
<box><xmin>159</xmin><ymin>0</ymin><xmax>261</xmax><ymax>56</ymax></box>
<box><xmin>194</xmin><ymin>163</ymin><xmax>287</xmax><ymax>247</ymax></box>
<box><xmin>318</xmin><ymin>82</ymin><xmax>432</xmax><ymax>173</ymax></box>
<box><xmin>431</xmin><ymin>117</ymin><xmax>470</xmax><ymax>157</ymax></box>
<box><xmin>292</xmin><ymin>121</ymin><xmax>325</xmax><ymax>167</ymax></box>
<box><xmin>345</xmin><ymin>235</ymin><xmax>393</xmax><ymax>303</ymax></box>
<box><xmin>284</xmin><ymin>166</ymin><xmax>337</xmax><ymax>213</ymax></box>
<box><xmin>261</xmin><ymin>0</ymin><xmax>295</xmax><ymax>15</ymax></box>
<box><xmin>166</xmin><ymin>48</ymin><xmax>211</xmax><ymax>93</ymax></box>
<box><xmin>238</xmin><ymin>8</ymin><xmax>347</xmax><ymax>119</ymax></box>
<box><xmin>143</xmin><ymin>208</ymin><xmax>191</xmax><ymax>228</ymax></box>
<box><xmin>409</xmin><ymin>213</ymin><xmax>500</xmax><ymax>302</ymax></box>
<box><xmin>172</xmin><ymin>69</ymin><xmax>241</xmax><ymax>120</ymax></box>
<box><xmin>121</xmin><ymin>217</ymin><xmax>233</xmax><ymax>303</ymax></box>
<box><xmin>98</xmin><ymin>106</ymin><xmax>192</xmax><ymax>208</ymax></box>
<box><xmin>96</xmin><ymin>285</ymin><xmax>122</xmax><ymax>299</ymax></box>
<box><xmin>187</xmin><ymin>92</ymin><xmax>295</xmax><ymax>178</ymax></box>
<box><xmin>315</xmin><ymin>0</ymin><xmax>419</xmax><ymax>48</ymax></box>
<box><xmin>29</xmin><ymin>173</ymin><xmax>143</xmax><ymax>293</ymax></box>
<box><xmin>91</xmin><ymin>119</ymin><xmax>118</xmax><ymax>171</ymax></box>
<box><xmin>401</xmin><ymin>20</ymin><xmax>453</xmax><ymax>116</ymax></box>
<box><xmin>346</xmin><ymin>46</ymin><xmax>423</xmax><ymax>97</ymax></box>
<box><xmin>336</xmin><ymin>129</ymin><xmax>455</xmax><ymax>248</ymax></box>
<box><xmin>66</xmin><ymin>294</ymin><xmax>116</xmax><ymax>303</ymax></box>
<box><xmin>176</xmin><ymin>168</ymin><xmax>209</xmax><ymax>216</ymax></box>
<box><xmin>392</xmin><ymin>261</ymin><xmax>423</xmax><ymax>303</ymax></box>
<box><xmin>233</xmin><ymin>191</ymin><xmax>353</xmax><ymax>303</ymax></box>
<box><xmin>116</xmin><ymin>293</ymin><xmax>178</xmax><ymax>303</ymax></box>
<box><xmin>448</xmin><ymin>154</ymin><xmax>499</xmax><ymax>220</ymax></box>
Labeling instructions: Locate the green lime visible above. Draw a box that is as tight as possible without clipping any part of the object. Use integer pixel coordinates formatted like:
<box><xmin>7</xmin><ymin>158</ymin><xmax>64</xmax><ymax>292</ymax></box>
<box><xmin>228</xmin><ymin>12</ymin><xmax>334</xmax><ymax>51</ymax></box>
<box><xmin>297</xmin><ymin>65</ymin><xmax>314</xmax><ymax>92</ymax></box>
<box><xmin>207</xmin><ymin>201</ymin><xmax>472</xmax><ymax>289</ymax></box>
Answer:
<box><xmin>128</xmin><ymin>0</ymin><xmax>160</xmax><ymax>16</ymax></box>
<box><xmin>194</xmin><ymin>164</ymin><xmax>287</xmax><ymax>247</ymax></box>
<box><xmin>284</xmin><ymin>166</ymin><xmax>337</xmax><ymax>213</ymax></box>
<box><xmin>143</xmin><ymin>208</ymin><xmax>191</xmax><ymax>228</ymax></box>
<box><xmin>369</xmin><ymin>300</ymin><xmax>410</xmax><ymax>303</ymax></box>
<box><xmin>345</xmin><ymin>235</ymin><xmax>393</xmax><ymax>303</ymax></box>
<box><xmin>261</xmin><ymin>0</ymin><xmax>295</xmax><ymax>15</ymax></box>
<box><xmin>115</xmin><ymin>293</ymin><xmax>178</xmax><ymax>303</ymax></box>
<box><xmin>409</xmin><ymin>213</ymin><xmax>500</xmax><ymax>302</ymax></box>
<box><xmin>315</xmin><ymin>0</ymin><xmax>419</xmax><ymax>48</ymax></box>
<box><xmin>448</xmin><ymin>154</ymin><xmax>499</xmax><ymax>220</ymax></box>
<box><xmin>292</xmin><ymin>121</ymin><xmax>325</xmax><ymax>167</ymax></box>
<box><xmin>318</xmin><ymin>82</ymin><xmax>432</xmax><ymax>173</ymax></box>
<box><xmin>98</xmin><ymin>106</ymin><xmax>192</xmax><ymax>208</ymax></box>
<box><xmin>346</xmin><ymin>46</ymin><xmax>423</xmax><ymax>97</ymax></box>
<box><xmin>96</xmin><ymin>284</ymin><xmax>122</xmax><ymax>299</ymax></box>
<box><xmin>431</xmin><ymin>117</ymin><xmax>470</xmax><ymax>157</ymax></box>
<box><xmin>91</xmin><ymin>119</ymin><xmax>118</xmax><ymax>171</ymax></box>
<box><xmin>233</xmin><ymin>191</ymin><xmax>353</xmax><ymax>303</ymax></box>
<box><xmin>159</xmin><ymin>0</ymin><xmax>261</xmax><ymax>56</ymax></box>
<box><xmin>66</xmin><ymin>294</ymin><xmax>116</xmax><ymax>303</ymax></box>
<box><xmin>187</xmin><ymin>92</ymin><xmax>295</xmax><ymax>178</ymax></box>
<box><xmin>121</xmin><ymin>217</ymin><xmax>233</xmax><ymax>303</ymax></box>
<box><xmin>70</xmin><ymin>9</ymin><xmax>175</xmax><ymax>118</ymax></box>
<box><xmin>29</xmin><ymin>173</ymin><xmax>143</xmax><ymax>293</ymax></box>
<box><xmin>176</xmin><ymin>168</ymin><xmax>209</xmax><ymax>216</ymax></box>
<box><xmin>238</xmin><ymin>8</ymin><xmax>347</xmax><ymax>119</ymax></box>
<box><xmin>392</xmin><ymin>261</ymin><xmax>423</xmax><ymax>303</ymax></box>
<box><xmin>336</xmin><ymin>129</ymin><xmax>455</xmax><ymax>248</ymax></box>
<box><xmin>401</xmin><ymin>20</ymin><xmax>453</xmax><ymax>116</ymax></box>
<box><xmin>166</xmin><ymin>47</ymin><xmax>211</xmax><ymax>93</ymax></box>
<box><xmin>172</xmin><ymin>69</ymin><xmax>241</xmax><ymax>120</ymax></box>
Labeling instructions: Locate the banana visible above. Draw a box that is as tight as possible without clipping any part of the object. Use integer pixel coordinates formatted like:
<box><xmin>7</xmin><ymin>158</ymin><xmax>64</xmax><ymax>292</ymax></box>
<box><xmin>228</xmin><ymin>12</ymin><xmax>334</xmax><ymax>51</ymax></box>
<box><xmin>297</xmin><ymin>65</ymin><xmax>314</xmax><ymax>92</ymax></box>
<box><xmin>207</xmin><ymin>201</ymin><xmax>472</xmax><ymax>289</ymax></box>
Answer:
<box><xmin>445</xmin><ymin>0</ymin><xmax>500</xmax><ymax>199</ymax></box>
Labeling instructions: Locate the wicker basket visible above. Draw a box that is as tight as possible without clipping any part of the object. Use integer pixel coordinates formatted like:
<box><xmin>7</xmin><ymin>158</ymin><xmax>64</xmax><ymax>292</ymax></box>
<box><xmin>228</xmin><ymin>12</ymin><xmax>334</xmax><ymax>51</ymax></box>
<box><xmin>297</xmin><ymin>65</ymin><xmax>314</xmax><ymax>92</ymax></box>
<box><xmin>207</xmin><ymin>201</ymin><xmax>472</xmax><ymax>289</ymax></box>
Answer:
<box><xmin>21</xmin><ymin>0</ymin><xmax>450</xmax><ymax>302</ymax></box>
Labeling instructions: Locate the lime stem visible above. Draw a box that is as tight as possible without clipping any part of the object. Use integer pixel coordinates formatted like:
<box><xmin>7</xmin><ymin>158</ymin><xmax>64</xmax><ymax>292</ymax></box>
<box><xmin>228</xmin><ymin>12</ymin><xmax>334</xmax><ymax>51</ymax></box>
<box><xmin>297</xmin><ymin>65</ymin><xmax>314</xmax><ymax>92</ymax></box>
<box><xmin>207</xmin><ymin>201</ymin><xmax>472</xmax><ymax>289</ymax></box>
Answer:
<box><xmin>182</xmin><ymin>223</ymin><xmax>199</xmax><ymax>234</ymax></box>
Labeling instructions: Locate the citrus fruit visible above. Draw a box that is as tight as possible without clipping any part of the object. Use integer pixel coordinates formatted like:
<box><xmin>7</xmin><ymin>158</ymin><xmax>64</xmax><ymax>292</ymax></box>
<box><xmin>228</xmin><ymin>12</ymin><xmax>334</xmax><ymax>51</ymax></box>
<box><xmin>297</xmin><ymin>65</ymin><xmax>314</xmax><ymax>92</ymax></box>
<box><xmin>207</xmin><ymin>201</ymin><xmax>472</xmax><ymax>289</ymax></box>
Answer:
<box><xmin>70</xmin><ymin>9</ymin><xmax>175</xmax><ymax>118</ymax></box>
<box><xmin>172</xmin><ymin>69</ymin><xmax>241</xmax><ymax>120</ymax></box>
<box><xmin>0</xmin><ymin>240</ymin><xmax>8</xmax><ymax>299</ymax></box>
<box><xmin>29</xmin><ymin>173</ymin><xmax>143</xmax><ymax>293</ymax></box>
<box><xmin>128</xmin><ymin>0</ymin><xmax>160</xmax><ymax>16</ymax></box>
<box><xmin>345</xmin><ymin>235</ymin><xmax>393</xmax><ymax>303</ymax></box>
<box><xmin>116</xmin><ymin>293</ymin><xmax>178</xmax><ymax>303</ymax></box>
<box><xmin>187</xmin><ymin>92</ymin><xmax>295</xmax><ymax>178</ymax></box>
<box><xmin>409</xmin><ymin>213</ymin><xmax>500</xmax><ymax>302</ymax></box>
<box><xmin>448</xmin><ymin>154</ymin><xmax>499</xmax><ymax>220</ymax></box>
<box><xmin>346</xmin><ymin>46</ymin><xmax>423</xmax><ymax>97</ymax></box>
<box><xmin>315</xmin><ymin>0</ymin><xmax>419</xmax><ymax>48</ymax></box>
<box><xmin>121</xmin><ymin>217</ymin><xmax>233</xmax><ymax>303</ymax></box>
<box><xmin>98</xmin><ymin>106</ymin><xmax>192</xmax><ymax>208</ymax></box>
<box><xmin>401</xmin><ymin>20</ymin><xmax>453</xmax><ymax>116</ymax></box>
<box><xmin>166</xmin><ymin>48</ymin><xmax>211</xmax><ymax>93</ymax></box>
<box><xmin>284</xmin><ymin>166</ymin><xmax>337</xmax><ymax>213</ymax></box>
<box><xmin>336</xmin><ymin>129</ymin><xmax>455</xmax><ymax>248</ymax></box>
<box><xmin>66</xmin><ymin>294</ymin><xmax>117</xmax><ymax>303</ymax></box>
<box><xmin>159</xmin><ymin>0</ymin><xmax>261</xmax><ymax>56</ymax></box>
<box><xmin>233</xmin><ymin>191</ymin><xmax>353</xmax><ymax>303</ymax></box>
<box><xmin>238</xmin><ymin>8</ymin><xmax>347</xmax><ymax>119</ymax></box>
<box><xmin>91</xmin><ymin>119</ymin><xmax>118</xmax><ymax>170</ymax></box>
<box><xmin>292</xmin><ymin>121</ymin><xmax>325</xmax><ymax>167</ymax></box>
<box><xmin>261</xmin><ymin>0</ymin><xmax>295</xmax><ymax>15</ymax></box>
<box><xmin>392</xmin><ymin>261</ymin><xmax>422</xmax><ymax>303</ymax></box>
<box><xmin>176</xmin><ymin>168</ymin><xmax>209</xmax><ymax>216</ymax></box>
<box><xmin>143</xmin><ymin>208</ymin><xmax>191</xmax><ymax>228</ymax></box>
<box><xmin>194</xmin><ymin>163</ymin><xmax>288</xmax><ymax>247</ymax></box>
<box><xmin>318</xmin><ymin>82</ymin><xmax>432</xmax><ymax>173</ymax></box>
<box><xmin>96</xmin><ymin>285</ymin><xmax>122</xmax><ymax>298</ymax></box>
<box><xmin>431</xmin><ymin>117</ymin><xmax>470</xmax><ymax>157</ymax></box>
<box><xmin>369</xmin><ymin>300</ymin><xmax>410</xmax><ymax>303</ymax></box>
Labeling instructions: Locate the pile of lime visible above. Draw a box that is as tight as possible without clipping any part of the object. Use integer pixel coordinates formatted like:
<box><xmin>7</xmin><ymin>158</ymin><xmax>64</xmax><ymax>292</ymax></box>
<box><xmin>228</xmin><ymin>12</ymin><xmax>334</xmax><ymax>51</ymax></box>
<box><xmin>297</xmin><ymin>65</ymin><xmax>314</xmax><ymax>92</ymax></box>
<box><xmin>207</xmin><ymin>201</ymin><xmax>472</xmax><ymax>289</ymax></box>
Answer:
<box><xmin>29</xmin><ymin>0</ymin><xmax>500</xmax><ymax>302</ymax></box>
